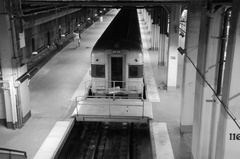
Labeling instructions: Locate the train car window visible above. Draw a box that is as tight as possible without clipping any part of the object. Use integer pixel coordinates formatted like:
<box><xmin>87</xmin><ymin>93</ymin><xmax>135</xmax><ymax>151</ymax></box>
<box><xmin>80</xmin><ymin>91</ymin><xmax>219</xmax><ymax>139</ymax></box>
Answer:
<box><xmin>129</xmin><ymin>65</ymin><xmax>143</xmax><ymax>78</ymax></box>
<box><xmin>91</xmin><ymin>64</ymin><xmax>105</xmax><ymax>78</ymax></box>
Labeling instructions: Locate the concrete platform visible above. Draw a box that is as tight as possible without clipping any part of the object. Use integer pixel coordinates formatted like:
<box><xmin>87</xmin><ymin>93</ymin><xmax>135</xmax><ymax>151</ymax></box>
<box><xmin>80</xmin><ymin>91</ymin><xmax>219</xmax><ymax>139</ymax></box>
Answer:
<box><xmin>33</xmin><ymin>120</ymin><xmax>74</xmax><ymax>159</ymax></box>
<box><xmin>150</xmin><ymin>122</ymin><xmax>175</xmax><ymax>159</ymax></box>
<box><xmin>143</xmin><ymin>44</ymin><xmax>161</xmax><ymax>103</ymax></box>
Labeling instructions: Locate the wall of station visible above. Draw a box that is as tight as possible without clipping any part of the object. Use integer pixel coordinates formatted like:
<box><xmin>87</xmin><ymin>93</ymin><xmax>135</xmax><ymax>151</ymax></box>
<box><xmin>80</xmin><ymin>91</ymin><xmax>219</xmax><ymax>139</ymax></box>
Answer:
<box><xmin>23</xmin><ymin>8</ymin><xmax>103</xmax><ymax>65</ymax></box>
<box><xmin>0</xmin><ymin>5</ymin><xmax>108</xmax><ymax>128</ymax></box>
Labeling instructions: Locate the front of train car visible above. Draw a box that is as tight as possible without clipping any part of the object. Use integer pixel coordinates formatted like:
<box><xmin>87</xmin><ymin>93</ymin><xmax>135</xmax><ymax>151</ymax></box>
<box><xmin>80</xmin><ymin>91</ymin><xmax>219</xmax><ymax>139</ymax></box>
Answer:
<box><xmin>90</xmin><ymin>8</ymin><xmax>144</xmax><ymax>99</ymax></box>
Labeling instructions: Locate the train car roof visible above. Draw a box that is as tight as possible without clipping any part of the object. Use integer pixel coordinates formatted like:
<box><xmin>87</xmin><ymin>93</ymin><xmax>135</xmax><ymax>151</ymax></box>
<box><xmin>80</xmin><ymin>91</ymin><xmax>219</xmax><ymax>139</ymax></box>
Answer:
<box><xmin>93</xmin><ymin>8</ymin><xmax>142</xmax><ymax>52</ymax></box>
<box><xmin>92</xmin><ymin>40</ymin><xmax>142</xmax><ymax>52</ymax></box>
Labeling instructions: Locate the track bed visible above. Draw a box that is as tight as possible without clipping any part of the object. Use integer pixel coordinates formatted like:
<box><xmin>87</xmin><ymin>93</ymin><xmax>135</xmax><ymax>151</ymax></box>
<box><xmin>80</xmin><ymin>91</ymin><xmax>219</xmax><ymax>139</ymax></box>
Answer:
<box><xmin>57</xmin><ymin>122</ymin><xmax>152</xmax><ymax>159</ymax></box>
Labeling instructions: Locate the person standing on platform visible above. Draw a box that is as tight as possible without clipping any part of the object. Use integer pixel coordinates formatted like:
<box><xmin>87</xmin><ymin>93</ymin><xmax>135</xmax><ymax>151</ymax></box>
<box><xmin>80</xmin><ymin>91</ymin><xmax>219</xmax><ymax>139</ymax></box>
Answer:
<box><xmin>73</xmin><ymin>31</ymin><xmax>81</xmax><ymax>47</ymax></box>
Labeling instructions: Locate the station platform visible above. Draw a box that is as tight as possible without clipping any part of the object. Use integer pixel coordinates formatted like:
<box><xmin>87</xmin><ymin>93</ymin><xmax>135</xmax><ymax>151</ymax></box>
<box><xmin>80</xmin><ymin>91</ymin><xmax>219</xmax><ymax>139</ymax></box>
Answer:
<box><xmin>0</xmin><ymin>9</ymin><xmax>192</xmax><ymax>159</ymax></box>
<box><xmin>33</xmin><ymin>120</ymin><xmax>74</xmax><ymax>159</ymax></box>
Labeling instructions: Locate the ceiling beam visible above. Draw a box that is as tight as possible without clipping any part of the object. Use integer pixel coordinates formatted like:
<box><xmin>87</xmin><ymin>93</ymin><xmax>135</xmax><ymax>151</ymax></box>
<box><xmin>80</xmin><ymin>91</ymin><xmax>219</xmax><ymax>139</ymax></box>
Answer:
<box><xmin>22</xmin><ymin>0</ymin><xmax>191</xmax><ymax>8</ymax></box>
<box><xmin>22</xmin><ymin>0</ymin><xmax>232</xmax><ymax>8</ymax></box>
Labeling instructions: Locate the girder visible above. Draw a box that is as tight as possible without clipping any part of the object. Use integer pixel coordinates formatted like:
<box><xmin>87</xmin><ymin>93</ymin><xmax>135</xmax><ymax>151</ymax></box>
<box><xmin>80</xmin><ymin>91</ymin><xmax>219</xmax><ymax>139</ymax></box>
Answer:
<box><xmin>8</xmin><ymin>0</ymin><xmax>232</xmax><ymax>18</ymax></box>
<box><xmin>22</xmin><ymin>0</ymin><xmax>190</xmax><ymax>8</ymax></box>
<box><xmin>21</xmin><ymin>0</ymin><xmax>232</xmax><ymax>9</ymax></box>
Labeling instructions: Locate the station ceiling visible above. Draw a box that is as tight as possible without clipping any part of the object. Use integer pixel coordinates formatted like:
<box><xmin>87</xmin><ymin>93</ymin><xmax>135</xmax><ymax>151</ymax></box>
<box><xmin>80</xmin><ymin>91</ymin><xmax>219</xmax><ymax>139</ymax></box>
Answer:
<box><xmin>7</xmin><ymin>0</ymin><xmax>230</xmax><ymax>17</ymax></box>
<box><xmin>22</xmin><ymin>0</ymin><xmax>231</xmax><ymax>8</ymax></box>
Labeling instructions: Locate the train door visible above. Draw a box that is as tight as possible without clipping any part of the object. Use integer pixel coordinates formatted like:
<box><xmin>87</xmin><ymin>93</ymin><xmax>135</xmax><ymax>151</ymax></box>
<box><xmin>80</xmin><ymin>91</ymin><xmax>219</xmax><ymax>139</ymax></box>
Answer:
<box><xmin>111</xmin><ymin>57</ymin><xmax>123</xmax><ymax>88</ymax></box>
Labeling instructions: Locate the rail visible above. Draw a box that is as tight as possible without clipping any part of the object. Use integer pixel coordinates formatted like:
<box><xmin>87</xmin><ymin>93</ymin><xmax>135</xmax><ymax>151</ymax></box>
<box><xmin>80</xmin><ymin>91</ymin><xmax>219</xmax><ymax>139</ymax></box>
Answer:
<box><xmin>75</xmin><ymin>95</ymin><xmax>146</xmax><ymax>119</ymax></box>
<box><xmin>27</xmin><ymin>45</ymin><xmax>50</xmax><ymax>68</ymax></box>
<box><xmin>30</xmin><ymin>45</ymin><xmax>49</xmax><ymax>60</ymax></box>
<box><xmin>0</xmin><ymin>147</ymin><xmax>27</xmax><ymax>159</ymax></box>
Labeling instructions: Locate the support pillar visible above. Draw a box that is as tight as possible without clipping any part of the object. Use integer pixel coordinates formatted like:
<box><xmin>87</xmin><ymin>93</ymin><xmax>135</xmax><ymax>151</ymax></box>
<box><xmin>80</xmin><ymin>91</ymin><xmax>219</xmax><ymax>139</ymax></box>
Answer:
<box><xmin>0</xmin><ymin>5</ymin><xmax>18</xmax><ymax>129</ymax></box>
<box><xmin>142</xmin><ymin>9</ymin><xmax>151</xmax><ymax>49</ymax></box>
<box><xmin>152</xmin><ymin>24</ymin><xmax>158</xmax><ymax>50</ymax></box>
<box><xmin>167</xmin><ymin>5</ymin><xmax>181</xmax><ymax>90</ymax></box>
<box><xmin>0</xmin><ymin>1</ymin><xmax>30</xmax><ymax>129</ymax></box>
<box><xmin>156</xmin><ymin>24</ymin><xmax>160</xmax><ymax>50</ymax></box>
<box><xmin>158</xmin><ymin>33</ymin><xmax>163</xmax><ymax>65</ymax></box>
<box><xmin>145</xmin><ymin>9</ymin><xmax>151</xmax><ymax>34</ymax></box>
<box><xmin>164</xmin><ymin>34</ymin><xmax>169</xmax><ymax>66</ymax></box>
<box><xmin>216</xmin><ymin>1</ymin><xmax>240</xmax><ymax>159</ymax></box>
<box><xmin>148</xmin><ymin>11</ymin><xmax>151</xmax><ymax>34</ymax></box>
<box><xmin>180</xmin><ymin>2</ymin><xmax>201</xmax><ymax>134</ymax></box>
<box><xmin>150</xmin><ymin>9</ymin><xmax>160</xmax><ymax>50</ymax></box>
<box><xmin>153</xmin><ymin>24</ymin><xmax>157</xmax><ymax>49</ymax></box>
<box><xmin>150</xmin><ymin>19</ymin><xmax>154</xmax><ymax>49</ymax></box>
<box><xmin>142</xmin><ymin>9</ymin><xmax>147</xmax><ymax>26</ymax></box>
<box><xmin>159</xmin><ymin>8</ymin><xmax>168</xmax><ymax>66</ymax></box>
<box><xmin>191</xmin><ymin>7</ymin><xmax>224</xmax><ymax>159</ymax></box>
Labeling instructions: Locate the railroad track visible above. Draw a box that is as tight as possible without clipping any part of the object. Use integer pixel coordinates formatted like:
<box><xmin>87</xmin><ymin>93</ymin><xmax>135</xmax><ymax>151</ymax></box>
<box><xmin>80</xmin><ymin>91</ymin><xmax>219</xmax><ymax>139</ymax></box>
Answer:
<box><xmin>58</xmin><ymin>122</ymin><xmax>152</xmax><ymax>159</ymax></box>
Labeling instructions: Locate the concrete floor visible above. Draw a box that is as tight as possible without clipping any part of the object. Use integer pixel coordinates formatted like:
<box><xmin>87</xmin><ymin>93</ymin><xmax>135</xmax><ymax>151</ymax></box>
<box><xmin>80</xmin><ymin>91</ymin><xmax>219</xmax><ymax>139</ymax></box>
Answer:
<box><xmin>139</xmin><ymin>16</ymin><xmax>192</xmax><ymax>159</ymax></box>
<box><xmin>0</xmin><ymin>9</ymin><xmax>192</xmax><ymax>159</ymax></box>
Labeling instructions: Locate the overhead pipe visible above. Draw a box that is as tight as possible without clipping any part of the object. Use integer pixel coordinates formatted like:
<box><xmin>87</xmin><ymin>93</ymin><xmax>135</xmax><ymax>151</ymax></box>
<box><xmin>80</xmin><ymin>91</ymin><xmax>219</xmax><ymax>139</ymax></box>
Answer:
<box><xmin>21</xmin><ymin>5</ymin><xmax>76</xmax><ymax>17</ymax></box>
<box><xmin>7</xmin><ymin>2</ymin><xmax>79</xmax><ymax>18</ymax></box>
<box><xmin>217</xmin><ymin>7</ymin><xmax>231</xmax><ymax>95</ymax></box>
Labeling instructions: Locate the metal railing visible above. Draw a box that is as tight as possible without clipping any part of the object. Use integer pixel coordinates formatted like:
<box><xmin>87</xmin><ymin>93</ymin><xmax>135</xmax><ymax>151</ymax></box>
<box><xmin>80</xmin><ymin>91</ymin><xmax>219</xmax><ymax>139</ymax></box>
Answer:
<box><xmin>86</xmin><ymin>80</ymin><xmax>144</xmax><ymax>99</ymax></box>
<box><xmin>75</xmin><ymin>95</ymin><xmax>146</xmax><ymax>119</ymax></box>
<box><xmin>0</xmin><ymin>147</ymin><xmax>27</xmax><ymax>159</ymax></box>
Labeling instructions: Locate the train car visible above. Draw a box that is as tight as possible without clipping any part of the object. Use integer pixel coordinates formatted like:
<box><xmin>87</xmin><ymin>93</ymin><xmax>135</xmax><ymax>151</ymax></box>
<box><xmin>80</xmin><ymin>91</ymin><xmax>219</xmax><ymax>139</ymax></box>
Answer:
<box><xmin>90</xmin><ymin>8</ymin><xmax>144</xmax><ymax>98</ymax></box>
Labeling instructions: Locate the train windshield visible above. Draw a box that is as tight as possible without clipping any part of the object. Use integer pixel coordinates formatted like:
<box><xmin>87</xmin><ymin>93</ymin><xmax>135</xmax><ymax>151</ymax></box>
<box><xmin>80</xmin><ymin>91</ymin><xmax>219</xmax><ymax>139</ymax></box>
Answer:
<box><xmin>91</xmin><ymin>64</ymin><xmax>105</xmax><ymax>78</ymax></box>
<box><xmin>129</xmin><ymin>65</ymin><xmax>143</xmax><ymax>78</ymax></box>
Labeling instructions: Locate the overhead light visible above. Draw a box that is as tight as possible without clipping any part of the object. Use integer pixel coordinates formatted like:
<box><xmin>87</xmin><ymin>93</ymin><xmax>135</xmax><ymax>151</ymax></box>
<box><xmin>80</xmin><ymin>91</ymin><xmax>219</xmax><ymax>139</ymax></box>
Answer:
<box><xmin>177</xmin><ymin>47</ymin><xmax>186</xmax><ymax>56</ymax></box>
